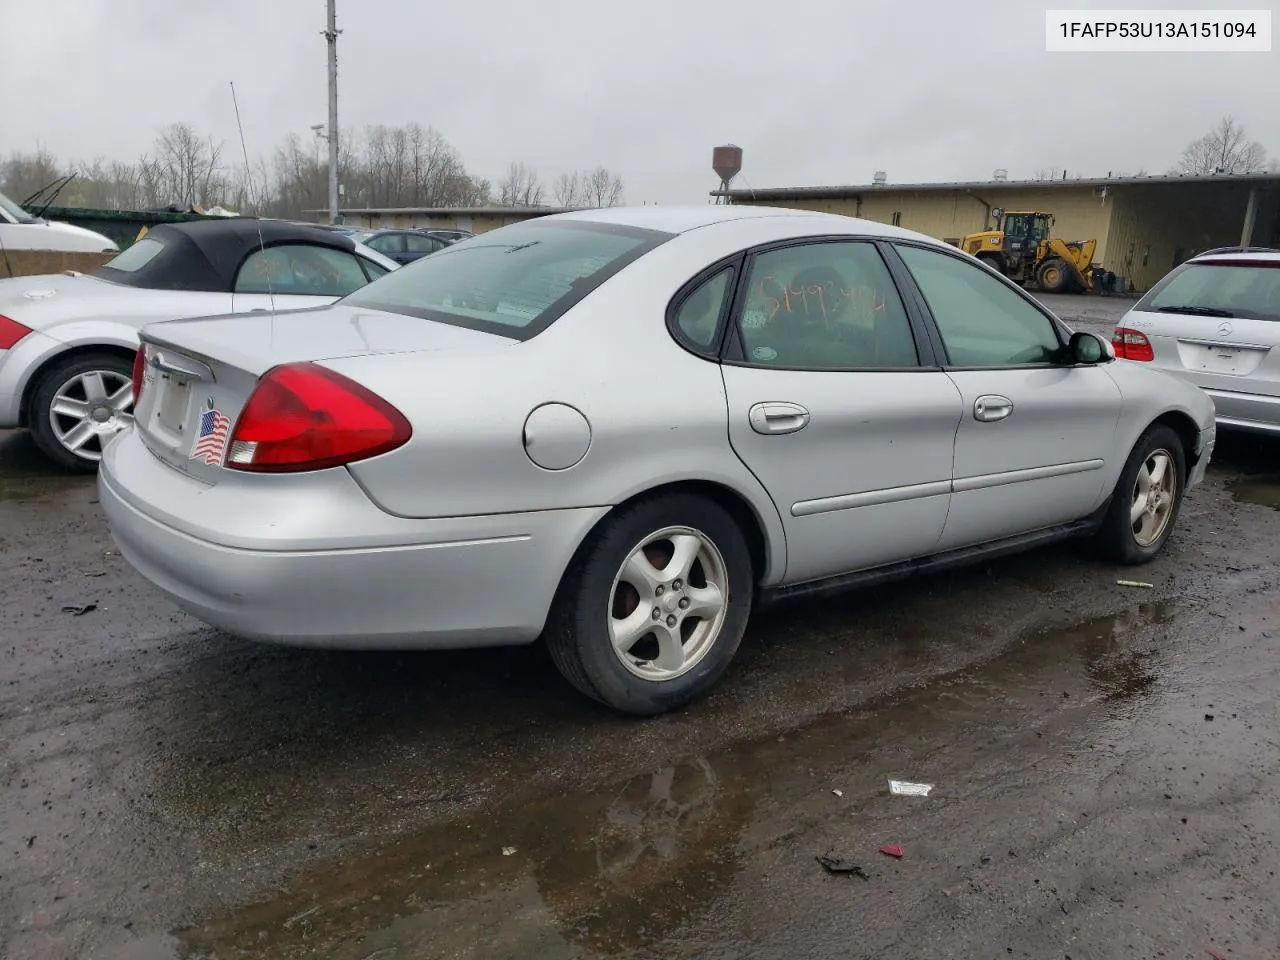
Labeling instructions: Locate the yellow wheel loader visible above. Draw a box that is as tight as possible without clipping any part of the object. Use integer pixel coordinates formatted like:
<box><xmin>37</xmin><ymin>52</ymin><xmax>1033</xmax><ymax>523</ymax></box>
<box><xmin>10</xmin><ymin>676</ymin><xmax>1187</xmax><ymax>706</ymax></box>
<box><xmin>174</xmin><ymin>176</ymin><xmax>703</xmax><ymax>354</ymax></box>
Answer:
<box><xmin>958</xmin><ymin>209</ymin><xmax>1103</xmax><ymax>293</ymax></box>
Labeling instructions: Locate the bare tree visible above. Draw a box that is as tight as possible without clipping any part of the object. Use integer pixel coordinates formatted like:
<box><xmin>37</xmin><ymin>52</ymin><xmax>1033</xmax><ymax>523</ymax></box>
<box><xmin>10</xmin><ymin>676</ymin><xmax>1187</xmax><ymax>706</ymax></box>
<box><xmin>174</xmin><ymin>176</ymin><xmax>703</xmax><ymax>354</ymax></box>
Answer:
<box><xmin>0</xmin><ymin>124</ymin><xmax>538</xmax><ymax>219</ymax></box>
<box><xmin>1175</xmin><ymin>116</ymin><xmax>1268</xmax><ymax>175</ymax></box>
<box><xmin>498</xmin><ymin>161</ymin><xmax>545</xmax><ymax>207</ymax></box>
<box><xmin>152</xmin><ymin>123</ymin><xmax>226</xmax><ymax>208</ymax></box>
<box><xmin>554</xmin><ymin>170</ymin><xmax>584</xmax><ymax>207</ymax></box>
<box><xmin>582</xmin><ymin>166</ymin><xmax>624</xmax><ymax>207</ymax></box>
<box><xmin>1031</xmin><ymin>168</ymin><xmax>1056</xmax><ymax>181</ymax></box>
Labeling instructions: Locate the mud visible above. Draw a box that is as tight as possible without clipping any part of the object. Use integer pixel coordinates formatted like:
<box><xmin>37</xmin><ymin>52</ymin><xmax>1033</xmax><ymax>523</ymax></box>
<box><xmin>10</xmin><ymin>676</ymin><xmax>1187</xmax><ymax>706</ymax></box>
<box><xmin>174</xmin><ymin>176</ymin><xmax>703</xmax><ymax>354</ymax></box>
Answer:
<box><xmin>2</xmin><ymin>424</ymin><xmax>1280</xmax><ymax>960</ymax></box>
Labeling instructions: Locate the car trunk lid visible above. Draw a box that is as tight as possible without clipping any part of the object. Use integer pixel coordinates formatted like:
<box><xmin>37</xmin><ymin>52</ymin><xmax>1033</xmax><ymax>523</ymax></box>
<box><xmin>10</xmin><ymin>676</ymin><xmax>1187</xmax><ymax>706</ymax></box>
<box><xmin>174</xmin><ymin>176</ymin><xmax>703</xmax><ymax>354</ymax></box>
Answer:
<box><xmin>1132</xmin><ymin>307</ymin><xmax>1280</xmax><ymax>388</ymax></box>
<box><xmin>133</xmin><ymin>303</ymin><xmax>516</xmax><ymax>484</ymax></box>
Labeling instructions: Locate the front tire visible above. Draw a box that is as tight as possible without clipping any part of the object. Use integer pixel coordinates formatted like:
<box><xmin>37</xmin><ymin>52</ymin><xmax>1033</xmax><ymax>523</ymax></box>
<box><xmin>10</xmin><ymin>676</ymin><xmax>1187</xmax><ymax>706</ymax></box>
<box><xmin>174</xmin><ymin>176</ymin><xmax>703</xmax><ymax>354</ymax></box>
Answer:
<box><xmin>28</xmin><ymin>352</ymin><xmax>135</xmax><ymax>473</ymax></box>
<box><xmin>545</xmin><ymin>494</ymin><xmax>754</xmax><ymax>716</ymax></box>
<box><xmin>1091</xmin><ymin>424</ymin><xmax>1186</xmax><ymax>564</ymax></box>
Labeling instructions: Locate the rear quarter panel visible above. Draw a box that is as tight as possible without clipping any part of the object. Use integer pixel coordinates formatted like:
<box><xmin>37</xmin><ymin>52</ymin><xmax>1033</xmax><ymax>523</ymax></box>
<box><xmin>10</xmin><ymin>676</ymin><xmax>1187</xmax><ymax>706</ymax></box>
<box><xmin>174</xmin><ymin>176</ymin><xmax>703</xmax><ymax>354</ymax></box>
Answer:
<box><xmin>328</xmin><ymin>221</ymin><xmax>857</xmax><ymax>585</ymax></box>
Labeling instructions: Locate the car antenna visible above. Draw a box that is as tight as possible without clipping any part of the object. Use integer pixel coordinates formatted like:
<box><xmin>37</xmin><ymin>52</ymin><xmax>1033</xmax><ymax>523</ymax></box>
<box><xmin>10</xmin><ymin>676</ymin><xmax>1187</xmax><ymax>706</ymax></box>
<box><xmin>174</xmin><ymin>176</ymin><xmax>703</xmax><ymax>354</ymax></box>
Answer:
<box><xmin>229</xmin><ymin>81</ymin><xmax>277</xmax><ymax>346</ymax></box>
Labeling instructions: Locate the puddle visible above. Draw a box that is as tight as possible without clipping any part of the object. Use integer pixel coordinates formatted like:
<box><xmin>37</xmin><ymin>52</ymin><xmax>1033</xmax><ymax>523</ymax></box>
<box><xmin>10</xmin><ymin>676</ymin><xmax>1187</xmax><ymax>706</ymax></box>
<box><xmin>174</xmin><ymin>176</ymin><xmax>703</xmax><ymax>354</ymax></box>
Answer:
<box><xmin>0</xmin><ymin>473</ymin><xmax>91</xmax><ymax>502</ymax></box>
<box><xmin>0</xmin><ymin>430</ymin><xmax>94</xmax><ymax>501</ymax></box>
<box><xmin>1226</xmin><ymin>475</ymin><xmax>1280</xmax><ymax>511</ymax></box>
<box><xmin>169</xmin><ymin>602</ymin><xmax>1179</xmax><ymax>960</ymax></box>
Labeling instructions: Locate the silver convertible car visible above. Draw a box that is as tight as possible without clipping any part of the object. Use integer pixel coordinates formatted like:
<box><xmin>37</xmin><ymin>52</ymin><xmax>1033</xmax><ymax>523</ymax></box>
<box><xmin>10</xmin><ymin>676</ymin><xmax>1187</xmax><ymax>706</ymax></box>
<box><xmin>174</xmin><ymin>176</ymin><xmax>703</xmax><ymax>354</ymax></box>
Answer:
<box><xmin>0</xmin><ymin>218</ymin><xmax>397</xmax><ymax>471</ymax></box>
<box><xmin>98</xmin><ymin>205</ymin><xmax>1216</xmax><ymax>715</ymax></box>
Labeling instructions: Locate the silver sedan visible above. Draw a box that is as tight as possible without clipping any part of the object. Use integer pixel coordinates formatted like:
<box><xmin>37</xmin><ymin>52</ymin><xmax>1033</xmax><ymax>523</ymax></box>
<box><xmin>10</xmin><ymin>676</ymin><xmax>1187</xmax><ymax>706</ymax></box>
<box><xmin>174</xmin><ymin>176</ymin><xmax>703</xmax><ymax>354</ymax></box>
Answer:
<box><xmin>1112</xmin><ymin>247</ymin><xmax>1280</xmax><ymax>434</ymax></box>
<box><xmin>97</xmin><ymin>205</ymin><xmax>1216</xmax><ymax>715</ymax></box>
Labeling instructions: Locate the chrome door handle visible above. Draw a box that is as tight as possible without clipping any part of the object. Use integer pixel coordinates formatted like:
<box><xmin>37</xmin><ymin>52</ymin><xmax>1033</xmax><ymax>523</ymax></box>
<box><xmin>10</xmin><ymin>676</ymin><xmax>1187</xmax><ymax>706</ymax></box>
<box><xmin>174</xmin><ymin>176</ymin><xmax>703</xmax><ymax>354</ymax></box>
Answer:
<box><xmin>974</xmin><ymin>394</ymin><xmax>1013</xmax><ymax>422</ymax></box>
<box><xmin>749</xmin><ymin>402</ymin><xmax>810</xmax><ymax>435</ymax></box>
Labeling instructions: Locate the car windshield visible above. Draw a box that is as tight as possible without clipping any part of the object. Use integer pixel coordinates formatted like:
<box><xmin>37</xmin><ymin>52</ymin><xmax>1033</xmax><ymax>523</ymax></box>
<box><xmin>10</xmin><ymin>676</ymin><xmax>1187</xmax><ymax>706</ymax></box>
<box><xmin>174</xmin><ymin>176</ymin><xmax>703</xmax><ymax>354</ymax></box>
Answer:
<box><xmin>1138</xmin><ymin>261</ymin><xmax>1280</xmax><ymax>324</ymax></box>
<box><xmin>0</xmin><ymin>189</ymin><xmax>38</xmax><ymax>224</ymax></box>
<box><xmin>342</xmin><ymin>220</ymin><xmax>671</xmax><ymax>339</ymax></box>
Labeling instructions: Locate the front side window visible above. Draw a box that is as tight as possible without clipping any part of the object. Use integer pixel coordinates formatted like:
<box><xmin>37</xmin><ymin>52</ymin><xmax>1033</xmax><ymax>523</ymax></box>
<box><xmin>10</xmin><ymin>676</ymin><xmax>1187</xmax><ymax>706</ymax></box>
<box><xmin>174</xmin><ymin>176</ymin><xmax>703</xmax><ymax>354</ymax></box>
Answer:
<box><xmin>1136</xmin><ymin>261</ymin><xmax>1280</xmax><ymax>323</ymax></box>
<box><xmin>235</xmin><ymin>244</ymin><xmax>371</xmax><ymax>297</ymax></box>
<box><xmin>342</xmin><ymin>220</ymin><xmax>670</xmax><ymax>339</ymax></box>
<box><xmin>895</xmin><ymin>244</ymin><xmax>1062</xmax><ymax>366</ymax></box>
<box><xmin>100</xmin><ymin>237</ymin><xmax>165</xmax><ymax>273</ymax></box>
<box><xmin>733</xmin><ymin>241</ymin><xmax>919</xmax><ymax>368</ymax></box>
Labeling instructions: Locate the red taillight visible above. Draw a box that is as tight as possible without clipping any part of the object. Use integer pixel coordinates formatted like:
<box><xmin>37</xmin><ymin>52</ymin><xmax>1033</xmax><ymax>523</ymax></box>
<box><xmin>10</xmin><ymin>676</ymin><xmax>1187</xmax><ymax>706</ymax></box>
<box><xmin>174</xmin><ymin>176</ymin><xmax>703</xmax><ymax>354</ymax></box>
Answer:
<box><xmin>1111</xmin><ymin>327</ymin><xmax>1154</xmax><ymax>362</ymax></box>
<box><xmin>131</xmin><ymin>348</ymin><xmax>146</xmax><ymax>404</ymax></box>
<box><xmin>225</xmin><ymin>362</ymin><xmax>411</xmax><ymax>472</ymax></box>
<box><xmin>0</xmin><ymin>314</ymin><xmax>33</xmax><ymax>350</ymax></box>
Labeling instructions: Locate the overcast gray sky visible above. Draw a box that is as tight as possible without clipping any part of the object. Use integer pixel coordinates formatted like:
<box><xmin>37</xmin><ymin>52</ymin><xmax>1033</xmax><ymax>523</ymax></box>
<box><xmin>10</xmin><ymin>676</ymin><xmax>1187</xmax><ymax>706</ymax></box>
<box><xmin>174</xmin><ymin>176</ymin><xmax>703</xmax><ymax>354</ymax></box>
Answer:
<box><xmin>3</xmin><ymin>0</ymin><xmax>1275</xmax><ymax>202</ymax></box>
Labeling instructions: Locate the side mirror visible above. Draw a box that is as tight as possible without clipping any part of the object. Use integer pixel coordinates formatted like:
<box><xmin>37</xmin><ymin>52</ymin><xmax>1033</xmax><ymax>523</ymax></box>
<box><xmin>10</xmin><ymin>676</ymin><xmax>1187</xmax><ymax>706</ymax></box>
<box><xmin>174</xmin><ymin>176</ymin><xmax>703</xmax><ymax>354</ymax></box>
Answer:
<box><xmin>1069</xmin><ymin>330</ymin><xmax>1110</xmax><ymax>364</ymax></box>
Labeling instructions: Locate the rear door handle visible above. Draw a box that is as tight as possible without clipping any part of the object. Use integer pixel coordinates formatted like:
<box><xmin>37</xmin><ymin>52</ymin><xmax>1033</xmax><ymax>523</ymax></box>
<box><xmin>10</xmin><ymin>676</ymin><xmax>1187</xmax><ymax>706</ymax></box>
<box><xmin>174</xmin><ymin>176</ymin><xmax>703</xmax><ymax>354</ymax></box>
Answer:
<box><xmin>974</xmin><ymin>394</ymin><xmax>1013</xmax><ymax>422</ymax></box>
<box><xmin>749</xmin><ymin>401</ymin><xmax>810</xmax><ymax>435</ymax></box>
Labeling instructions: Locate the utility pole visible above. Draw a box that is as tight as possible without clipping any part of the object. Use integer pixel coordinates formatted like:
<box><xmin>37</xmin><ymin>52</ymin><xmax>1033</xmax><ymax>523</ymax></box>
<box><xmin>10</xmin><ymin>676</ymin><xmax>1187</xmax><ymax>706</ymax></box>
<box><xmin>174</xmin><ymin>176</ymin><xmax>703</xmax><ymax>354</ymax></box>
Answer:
<box><xmin>324</xmin><ymin>0</ymin><xmax>340</xmax><ymax>224</ymax></box>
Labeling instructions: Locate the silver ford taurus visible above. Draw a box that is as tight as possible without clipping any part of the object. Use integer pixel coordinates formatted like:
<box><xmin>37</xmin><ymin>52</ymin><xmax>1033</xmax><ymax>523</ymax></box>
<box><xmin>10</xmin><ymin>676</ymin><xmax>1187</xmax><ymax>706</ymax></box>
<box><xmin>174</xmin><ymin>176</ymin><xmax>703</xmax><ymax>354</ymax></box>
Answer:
<box><xmin>97</xmin><ymin>205</ymin><xmax>1216</xmax><ymax>715</ymax></box>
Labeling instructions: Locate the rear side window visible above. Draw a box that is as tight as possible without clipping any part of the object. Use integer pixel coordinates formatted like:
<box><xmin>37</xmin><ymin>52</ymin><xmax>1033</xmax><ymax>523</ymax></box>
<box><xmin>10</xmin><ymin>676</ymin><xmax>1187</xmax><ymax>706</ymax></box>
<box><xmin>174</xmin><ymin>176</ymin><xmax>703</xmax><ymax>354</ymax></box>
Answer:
<box><xmin>101</xmin><ymin>237</ymin><xmax>165</xmax><ymax>273</ymax></box>
<box><xmin>672</xmin><ymin>267</ymin><xmax>734</xmax><ymax>351</ymax></box>
<box><xmin>235</xmin><ymin>244</ymin><xmax>372</xmax><ymax>297</ymax></box>
<box><xmin>343</xmin><ymin>220</ymin><xmax>671</xmax><ymax>339</ymax></box>
<box><xmin>1138</xmin><ymin>261</ymin><xmax>1280</xmax><ymax>323</ymax></box>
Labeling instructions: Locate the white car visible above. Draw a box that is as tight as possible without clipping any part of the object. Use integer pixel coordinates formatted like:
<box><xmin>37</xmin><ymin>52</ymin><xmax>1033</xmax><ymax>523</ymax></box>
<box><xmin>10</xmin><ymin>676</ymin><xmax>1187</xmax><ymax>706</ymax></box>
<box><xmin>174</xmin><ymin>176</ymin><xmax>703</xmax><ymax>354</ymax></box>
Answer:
<box><xmin>0</xmin><ymin>188</ymin><xmax>117</xmax><ymax>254</ymax></box>
<box><xmin>1112</xmin><ymin>247</ymin><xmax>1280</xmax><ymax>435</ymax></box>
<box><xmin>0</xmin><ymin>218</ymin><xmax>398</xmax><ymax>470</ymax></box>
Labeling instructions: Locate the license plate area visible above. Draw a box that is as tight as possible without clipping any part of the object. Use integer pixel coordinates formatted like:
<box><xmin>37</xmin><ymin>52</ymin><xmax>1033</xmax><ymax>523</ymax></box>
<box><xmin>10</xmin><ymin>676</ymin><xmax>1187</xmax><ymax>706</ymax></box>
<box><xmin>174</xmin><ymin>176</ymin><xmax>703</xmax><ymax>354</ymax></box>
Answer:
<box><xmin>156</xmin><ymin>374</ymin><xmax>193</xmax><ymax>434</ymax></box>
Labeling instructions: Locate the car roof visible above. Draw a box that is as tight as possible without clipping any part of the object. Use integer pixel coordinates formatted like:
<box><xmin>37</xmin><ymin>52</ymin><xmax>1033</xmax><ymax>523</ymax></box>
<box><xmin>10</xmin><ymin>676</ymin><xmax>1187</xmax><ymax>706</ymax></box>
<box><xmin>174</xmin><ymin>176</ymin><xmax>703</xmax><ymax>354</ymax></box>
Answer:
<box><xmin>1189</xmin><ymin>248</ymin><xmax>1280</xmax><ymax>264</ymax></box>
<box><xmin>547</xmin><ymin>203</ymin><xmax>942</xmax><ymax>243</ymax></box>
<box><xmin>93</xmin><ymin>218</ymin><xmax>363</xmax><ymax>293</ymax></box>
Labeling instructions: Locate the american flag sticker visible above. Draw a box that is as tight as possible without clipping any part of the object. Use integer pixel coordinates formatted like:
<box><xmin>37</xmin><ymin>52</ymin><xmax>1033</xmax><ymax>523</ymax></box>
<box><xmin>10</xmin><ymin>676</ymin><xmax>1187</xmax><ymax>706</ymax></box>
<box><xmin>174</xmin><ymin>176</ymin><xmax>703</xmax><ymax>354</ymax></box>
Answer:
<box><xmin>191</xmin><ymin>408</ymin><xmax>231</xmax><ymax>465</ymax></box>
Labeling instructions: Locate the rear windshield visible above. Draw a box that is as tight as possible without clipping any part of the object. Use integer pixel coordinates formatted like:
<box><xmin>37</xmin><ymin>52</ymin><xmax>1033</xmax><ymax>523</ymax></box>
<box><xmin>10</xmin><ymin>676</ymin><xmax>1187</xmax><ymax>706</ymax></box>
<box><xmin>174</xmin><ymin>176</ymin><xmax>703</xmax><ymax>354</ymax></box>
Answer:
<box><xmin>100</xmin><ymin>237</ymin><xmax>166</xmax><ymax>273</ymax></box>
<box><xmin>1137</xmin><ymin>260</ymin><xmax>1280</xmax><ymax>324</ymax></box>
<box><xmin>341</xmin><ymin>220</ymin><xmax>671</xmax><ymax>339</ymax></box>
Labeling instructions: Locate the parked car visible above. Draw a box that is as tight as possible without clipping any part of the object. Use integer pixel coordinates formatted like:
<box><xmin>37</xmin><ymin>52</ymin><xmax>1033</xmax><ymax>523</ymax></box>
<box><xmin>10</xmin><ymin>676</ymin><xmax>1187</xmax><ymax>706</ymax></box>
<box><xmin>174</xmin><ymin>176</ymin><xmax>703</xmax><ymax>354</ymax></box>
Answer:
<box><xmin>98</xmin><ymin>205</ymin><xmax>1215</xmax><ymax>716</ymax></box>
<box><xmin>1112</xmin><ymin>247</ymin><xmax>1280</xmax><ymax>435</ymax></box>
<box><xmin>0</xmin><ymin>188</ymin><xmax>117</xmax><ymax>254</ymax></box>
<box><xmin>359</xmin><ymin>228</ymin><xmax>453</xmax><ymax>265</ymax></box>
<box><xmin>425</xmin><ymin>229</ymin><xmax>474</xmax><ymax>244</ymax></box>
<box><xmin>0</xmin><ymin>218</ymin><xmax>398</xmax><ymax>470</ymax></box>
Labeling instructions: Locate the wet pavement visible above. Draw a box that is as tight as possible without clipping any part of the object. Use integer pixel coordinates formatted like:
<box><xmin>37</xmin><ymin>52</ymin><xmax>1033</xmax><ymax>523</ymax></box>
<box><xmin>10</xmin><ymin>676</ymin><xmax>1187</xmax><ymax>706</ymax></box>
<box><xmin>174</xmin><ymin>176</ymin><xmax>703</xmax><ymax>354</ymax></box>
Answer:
<box><xmin>3</xmin><ymin>406</ymin><xmax>1280</xmax><ymax>960</ymax></box>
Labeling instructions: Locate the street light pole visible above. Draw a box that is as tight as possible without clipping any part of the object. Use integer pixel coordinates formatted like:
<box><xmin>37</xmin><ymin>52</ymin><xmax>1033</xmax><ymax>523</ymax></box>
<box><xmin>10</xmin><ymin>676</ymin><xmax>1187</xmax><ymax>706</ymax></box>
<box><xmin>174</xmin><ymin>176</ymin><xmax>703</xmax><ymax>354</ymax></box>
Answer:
<box><xmin>324</xmin><ymin>0</ymin><xmax>340</xmax><ymax>224</ymax></box>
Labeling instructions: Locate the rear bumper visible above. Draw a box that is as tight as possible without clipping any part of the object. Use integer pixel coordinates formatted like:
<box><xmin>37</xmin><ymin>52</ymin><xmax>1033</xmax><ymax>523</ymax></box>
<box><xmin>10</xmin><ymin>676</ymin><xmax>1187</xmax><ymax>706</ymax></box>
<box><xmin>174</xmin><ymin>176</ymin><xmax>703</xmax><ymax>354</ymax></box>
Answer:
<box><xmin>1202</xmin><ymin>388</ymin><xmax>1280</xmax><ymax>435</ymax></box>
<box><xmin>98</xmin><ymin>428</ymin><xmax>608</xmax><ymax>649</ymax></box>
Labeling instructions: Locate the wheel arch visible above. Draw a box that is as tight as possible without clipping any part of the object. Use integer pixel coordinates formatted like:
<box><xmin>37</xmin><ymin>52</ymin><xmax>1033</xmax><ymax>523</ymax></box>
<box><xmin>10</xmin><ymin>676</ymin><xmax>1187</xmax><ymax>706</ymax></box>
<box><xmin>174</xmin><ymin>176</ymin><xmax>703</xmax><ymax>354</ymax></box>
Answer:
<box><xmin>18</xmin><ymin>342</ymin><xmax>137</xmax><ymax>427</ymax></box>
<box><xmin>1151</xmin><ymin>409</ymin><xmax>1202</xmax><ymax>477</ymax></box>
<box><xmin>556</xmin><ymin>478</ymin><xmax>784</xmax><ymax>600</ymax></box>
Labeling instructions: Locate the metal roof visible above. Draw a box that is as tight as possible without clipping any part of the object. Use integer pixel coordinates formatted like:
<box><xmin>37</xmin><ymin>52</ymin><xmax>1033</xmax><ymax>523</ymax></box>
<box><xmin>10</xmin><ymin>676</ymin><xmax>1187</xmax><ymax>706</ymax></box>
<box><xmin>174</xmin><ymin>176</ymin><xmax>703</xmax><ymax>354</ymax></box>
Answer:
<box><xmin>714</xmin><ymin>172</ymin><xmax>1280</xmax><ymax>201</ymax></box>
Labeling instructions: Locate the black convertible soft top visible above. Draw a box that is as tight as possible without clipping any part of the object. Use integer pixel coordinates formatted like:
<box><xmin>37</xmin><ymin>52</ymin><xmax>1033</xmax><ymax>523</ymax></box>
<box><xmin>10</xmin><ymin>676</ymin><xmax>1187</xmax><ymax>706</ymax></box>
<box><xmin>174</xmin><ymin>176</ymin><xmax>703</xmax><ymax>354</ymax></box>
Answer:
<box><xmin>92</xmin><ymin>218</ymin><xmax>363</xmax><ymax>293</ymax></box>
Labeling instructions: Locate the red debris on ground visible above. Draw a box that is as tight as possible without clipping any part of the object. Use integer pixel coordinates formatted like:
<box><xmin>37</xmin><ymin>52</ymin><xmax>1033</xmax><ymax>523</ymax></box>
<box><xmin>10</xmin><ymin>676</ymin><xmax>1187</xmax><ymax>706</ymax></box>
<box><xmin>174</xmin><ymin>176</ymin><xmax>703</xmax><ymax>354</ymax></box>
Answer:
<box><xmin>879</xmin><ymin>843</ymin><xmax>904</xmax><ymax>858</ymax></box>
<box><xmin>1207</xmin><ymin>949</ymin><xmax>1227</xmax><ymax>959</ymax></box>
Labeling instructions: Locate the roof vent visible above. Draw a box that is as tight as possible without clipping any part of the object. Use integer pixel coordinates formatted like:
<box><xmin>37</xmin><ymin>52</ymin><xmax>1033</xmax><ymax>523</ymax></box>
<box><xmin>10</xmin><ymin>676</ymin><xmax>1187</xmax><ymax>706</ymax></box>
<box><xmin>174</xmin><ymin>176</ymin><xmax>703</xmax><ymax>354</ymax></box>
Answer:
<box><xmin>993</xmin><ymin>168</ymin><xmax>1008</xmax><ymax>182</ymax></box>
<box><xmin>872</xmin><ymin>171</ymin><xmax>887</xmax><ymax>187</ymax></box>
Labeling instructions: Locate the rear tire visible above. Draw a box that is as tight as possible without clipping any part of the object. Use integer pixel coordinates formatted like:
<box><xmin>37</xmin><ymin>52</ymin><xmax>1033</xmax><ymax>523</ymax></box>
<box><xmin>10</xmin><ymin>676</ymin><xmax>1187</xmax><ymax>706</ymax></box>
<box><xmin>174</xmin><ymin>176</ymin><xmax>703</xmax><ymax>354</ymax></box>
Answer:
<box><xmin>29</xmin><ymin>352</ymin><xmax>135</xmax><ymax>473</ymax></box>
<box><xmin>1037</xmin><ymin>258</ymin><xmax>1069</xmax><ymax>293</ymax></box>
<box><xmin>545</xmin><ymin>494</ymin><xmax>754</xmax><ymax>716</ymax></box>
<box><xmin>977</xmin><ymin>254</ymin><xmax>1004</xmax><ymax>276</ymax></box>
<box><xmin>1091</xmin><ymin>424</ymin><xmax>1186</xmax><ymax>564</ymax></box>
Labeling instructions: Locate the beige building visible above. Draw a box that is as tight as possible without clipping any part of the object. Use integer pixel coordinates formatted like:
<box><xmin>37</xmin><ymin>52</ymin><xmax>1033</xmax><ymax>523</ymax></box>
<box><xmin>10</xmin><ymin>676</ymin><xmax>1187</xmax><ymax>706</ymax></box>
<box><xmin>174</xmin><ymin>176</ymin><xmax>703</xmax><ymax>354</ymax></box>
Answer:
<box><xmin>719</xmin><ymin>173</ymin><xmax>1280</xmax><ymax>292</ymax></box>
<box><xmin>308</xmin><ymin>205</ymin><xmax>571</xmax><ymax>235</ymax></box>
